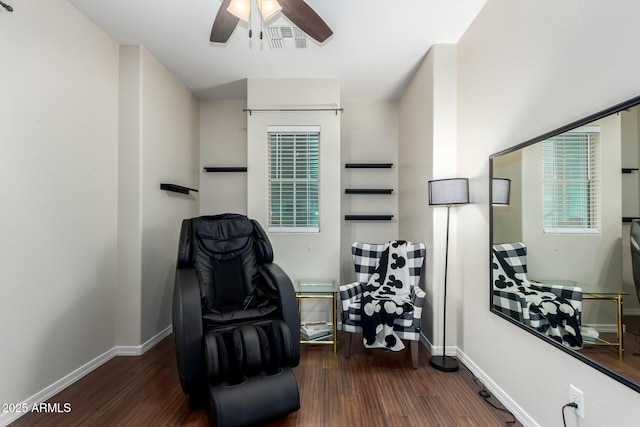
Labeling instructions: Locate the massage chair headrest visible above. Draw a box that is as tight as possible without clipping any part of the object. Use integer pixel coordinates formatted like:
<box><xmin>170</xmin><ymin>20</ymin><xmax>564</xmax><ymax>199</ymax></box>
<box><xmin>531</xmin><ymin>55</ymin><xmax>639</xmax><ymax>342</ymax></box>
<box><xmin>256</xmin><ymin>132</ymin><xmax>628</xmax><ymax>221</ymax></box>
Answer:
<box><xmin>177</xmin><ymin>214</ymin><xmax>273</xmax><ymax>268</ymax></box>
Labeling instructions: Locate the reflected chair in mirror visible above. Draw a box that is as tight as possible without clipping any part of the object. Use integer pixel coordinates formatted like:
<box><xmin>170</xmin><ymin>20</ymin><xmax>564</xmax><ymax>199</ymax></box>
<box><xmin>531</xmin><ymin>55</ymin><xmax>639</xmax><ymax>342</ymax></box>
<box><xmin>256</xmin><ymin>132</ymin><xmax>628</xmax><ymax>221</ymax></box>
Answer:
<box><xmin>339</xmin><ymin>241</ymin><xmax>426</xmax><ymax>368</ymax></box>
<box><xmin>172</xmin><ymin>213</ymin><xmax>300</xmax><ymax>427</ymax></box>
<box><xmin>492</xmin><ymin>242</ymin><xmax>584</xmax><ymax>349</ymax></box>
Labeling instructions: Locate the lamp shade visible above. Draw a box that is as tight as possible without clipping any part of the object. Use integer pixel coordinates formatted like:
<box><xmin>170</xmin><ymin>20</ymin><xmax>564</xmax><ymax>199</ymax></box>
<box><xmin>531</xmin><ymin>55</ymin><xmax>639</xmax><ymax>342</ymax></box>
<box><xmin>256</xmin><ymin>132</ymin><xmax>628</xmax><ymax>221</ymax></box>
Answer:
<box><xmin>428</xmin><ymin>178</ymin><xmax>470</xmax><ymax>206</ymax></box>
<box><xmin>227</xmin><ymin>0</ymin><xmax>251</xmax><ymax>21</ymax></box>
<box><xmin>492</xmin><ymin>178</ymin><xmax>511</xmax><ymax>205</ymax></box>
<box><xmin>257</xmin><ymin>0</ymin><xmax>282</xmax><ymax>20</ymax></box>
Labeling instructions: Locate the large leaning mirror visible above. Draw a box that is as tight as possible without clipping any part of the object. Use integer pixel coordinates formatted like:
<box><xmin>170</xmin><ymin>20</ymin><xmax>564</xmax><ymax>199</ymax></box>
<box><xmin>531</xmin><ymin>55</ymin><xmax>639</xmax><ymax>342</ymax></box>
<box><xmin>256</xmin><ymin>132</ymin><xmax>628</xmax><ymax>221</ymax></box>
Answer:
<box><xmin>490</xmin><ymin>95</ymin><xmax>640</xmax><ymax>392</ymax></box>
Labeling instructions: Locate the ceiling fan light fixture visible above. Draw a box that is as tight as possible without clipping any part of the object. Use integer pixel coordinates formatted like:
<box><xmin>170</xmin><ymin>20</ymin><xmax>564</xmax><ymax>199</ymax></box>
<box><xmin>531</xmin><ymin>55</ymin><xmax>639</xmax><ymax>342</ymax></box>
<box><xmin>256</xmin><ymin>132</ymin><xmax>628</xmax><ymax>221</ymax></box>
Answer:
<box><xmin>211</xmin><ymin>0</ymin><xmax>332</xmax><ymax>44</ymax></box>
<box><xmin>227</xmin><ymin>0</ymin><xmax>250</xmax><ymax>22</ymax></box>
<box><xmin>257</xmin><ymin>0</ymin><xmax>282</xmax><ymax>21</ymax></box>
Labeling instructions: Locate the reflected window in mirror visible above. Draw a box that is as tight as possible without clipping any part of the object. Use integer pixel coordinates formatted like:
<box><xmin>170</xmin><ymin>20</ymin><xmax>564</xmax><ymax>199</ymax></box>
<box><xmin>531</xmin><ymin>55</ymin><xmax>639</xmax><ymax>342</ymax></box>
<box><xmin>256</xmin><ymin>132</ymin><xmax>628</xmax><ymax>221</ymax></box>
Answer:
<box><xmin>542</xmin><ymin>126</ymin><xmax>600</xmax><ymax>234</ymax></box>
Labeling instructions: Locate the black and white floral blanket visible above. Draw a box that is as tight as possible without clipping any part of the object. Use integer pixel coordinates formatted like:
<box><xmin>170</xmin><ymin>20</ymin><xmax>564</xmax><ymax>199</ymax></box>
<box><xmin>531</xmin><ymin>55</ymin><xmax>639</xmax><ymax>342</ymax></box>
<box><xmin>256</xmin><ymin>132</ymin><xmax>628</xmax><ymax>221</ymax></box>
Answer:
<box><xmin>361</xmin><ymin>241</ymin><xmax>413</xmax><ymax>351</ymax></box>
<box><xmin>492</xmin><ymin>249</ymin><xmax>583</xmax><ymax>349</ymax></box>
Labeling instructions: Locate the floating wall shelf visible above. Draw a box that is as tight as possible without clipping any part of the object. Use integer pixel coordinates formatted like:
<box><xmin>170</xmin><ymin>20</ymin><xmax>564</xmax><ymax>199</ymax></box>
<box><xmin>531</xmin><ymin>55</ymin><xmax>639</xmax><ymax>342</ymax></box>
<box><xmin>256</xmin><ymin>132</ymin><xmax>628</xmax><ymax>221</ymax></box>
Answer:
<box><xmin>204</xmin><ymin>166</ymin><xmax>248</xmax><ymax>172</ymax></box>
<box><xmin>344</xmin><ymin>215</ymin><xmax>393</xmax><ymax>221</ymax></box>
<box><xmin>160</xmin><ymin>183</ymin><xmax>198</xmax><ymax>195</ymax></box>
<box><xmin>345</xmin><ymin>163</ymin><xmax>393</xmax><ymax>169</ymax></box>
<box><xmin>345</xmin><ymin>162</ymin><xmax>394</xmax><ymax>222</ymax></box>
<box><xmin>345</xmin><ymin>189</ymin><xmax>393</xmax><ymax>194</ymax></box>
<box><xmin>623</xmin><ymin>217</ymin><xmax>640</xmax><ymax>223</ymax></box>
<box><xmin>622</xmin><ymin>168</ymin><xmax>639</xmax><ymax>174</ymax></box>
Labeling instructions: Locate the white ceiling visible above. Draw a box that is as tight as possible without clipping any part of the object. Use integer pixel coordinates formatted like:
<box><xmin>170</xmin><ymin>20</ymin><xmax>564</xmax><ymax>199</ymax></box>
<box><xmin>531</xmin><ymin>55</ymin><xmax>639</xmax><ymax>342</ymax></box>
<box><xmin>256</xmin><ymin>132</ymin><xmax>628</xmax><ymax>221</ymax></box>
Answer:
<box><xmin>68</xmin><ymin>0</ymin><xmax>487</xmax><ymax>100</ymax></box>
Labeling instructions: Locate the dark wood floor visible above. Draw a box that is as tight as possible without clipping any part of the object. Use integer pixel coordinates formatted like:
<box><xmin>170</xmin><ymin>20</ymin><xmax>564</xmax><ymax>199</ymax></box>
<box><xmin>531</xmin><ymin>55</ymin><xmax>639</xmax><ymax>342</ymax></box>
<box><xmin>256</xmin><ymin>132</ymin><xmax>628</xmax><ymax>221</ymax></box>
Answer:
<box><xmin>11</xmin><ymin>333</ymin><xmax>521</xmax><ymax>426</ymax></box>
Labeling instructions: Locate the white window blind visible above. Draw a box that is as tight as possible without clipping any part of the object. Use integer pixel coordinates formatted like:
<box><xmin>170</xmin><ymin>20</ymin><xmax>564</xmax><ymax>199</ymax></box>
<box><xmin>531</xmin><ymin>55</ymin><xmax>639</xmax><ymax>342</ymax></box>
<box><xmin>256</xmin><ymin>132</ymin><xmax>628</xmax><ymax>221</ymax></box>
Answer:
<box><xmin>542</xmin><ymin>126</ymin><xmax>600</xmax><ymax>234</ymax></box>
<box><xmin>267</xmin><ymin>126</ymin><xmax>320</xmax><ymax>232</ymax></box>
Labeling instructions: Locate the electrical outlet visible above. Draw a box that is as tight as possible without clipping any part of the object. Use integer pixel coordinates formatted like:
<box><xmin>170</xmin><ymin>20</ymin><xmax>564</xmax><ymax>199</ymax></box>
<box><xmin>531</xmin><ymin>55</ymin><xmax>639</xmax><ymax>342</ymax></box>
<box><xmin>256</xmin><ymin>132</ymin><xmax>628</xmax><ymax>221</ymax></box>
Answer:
<box><xmin>569</xmin><ymin>385</ymin><xmax>585</xmax><ymax>418</ymax></box>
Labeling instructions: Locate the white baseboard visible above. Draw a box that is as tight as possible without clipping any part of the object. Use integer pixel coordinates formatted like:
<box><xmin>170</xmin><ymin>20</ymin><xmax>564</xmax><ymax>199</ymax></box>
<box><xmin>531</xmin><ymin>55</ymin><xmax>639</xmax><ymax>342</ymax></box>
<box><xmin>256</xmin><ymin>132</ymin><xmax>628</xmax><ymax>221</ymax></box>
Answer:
<box><xmin>419</xmin><ymin>331</ymin><xmax>432</xmax><ymax>352</ymax></box>
<box><xmin>427</xmin><ymin>343</ymin><xmax>458</xmax><ymax>356</ymax></box>
<box><xmin>0</xmin><ymin>326</ymin><xmax>173</xmax><ymax>427</ymax></box>
<box><xmin>457</xmin><ymin>349</ymin><xmax>539</xmax><ymax>427</ymax></box>
<box><xmin>625</xmin><ymin>308</ymin><xmax>640</xmax><ymax>316</ymax></box>
<box><xmin>0</xmin><ymin>348</ymin><xmax>117</xmax><ymax>427</ymax></box>
<box><xmin>583</xmin><ymin>323</ymin><xmax>617</xmax><ymax>333</ymax></box>
<box><xmin>115</xmin><ymin>325</ymin><xmax>173</xmax><ymax>356</ymax></box>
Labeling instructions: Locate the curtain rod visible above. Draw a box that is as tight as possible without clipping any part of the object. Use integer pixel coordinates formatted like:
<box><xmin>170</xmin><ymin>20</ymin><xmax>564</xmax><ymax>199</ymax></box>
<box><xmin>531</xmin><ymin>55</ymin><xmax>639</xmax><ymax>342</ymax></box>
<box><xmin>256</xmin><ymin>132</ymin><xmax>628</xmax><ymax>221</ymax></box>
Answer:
<box><xmin>243</xmin><ymin>107</ymin><xmax>344</xmax><ymax>116</ymax></box>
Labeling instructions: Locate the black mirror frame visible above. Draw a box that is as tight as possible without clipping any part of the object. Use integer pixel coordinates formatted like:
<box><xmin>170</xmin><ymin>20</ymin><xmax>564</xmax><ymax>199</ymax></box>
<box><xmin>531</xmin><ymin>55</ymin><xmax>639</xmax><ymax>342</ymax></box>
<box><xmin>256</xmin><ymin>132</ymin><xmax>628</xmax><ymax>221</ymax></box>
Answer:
<box><xmin>489</xmin><ymin>94</ymin><xmax>640</xmax><ymax>394</ymax></box>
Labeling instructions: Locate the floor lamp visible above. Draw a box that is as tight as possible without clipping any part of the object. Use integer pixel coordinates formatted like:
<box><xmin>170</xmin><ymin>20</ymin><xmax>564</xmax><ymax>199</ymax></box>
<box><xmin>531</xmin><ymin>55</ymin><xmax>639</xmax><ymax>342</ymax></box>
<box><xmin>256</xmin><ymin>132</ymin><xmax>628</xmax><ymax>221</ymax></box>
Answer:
<box><xmin>428</xmin><ymin>178</ymin><xmax>470</xmax><ymax>372</ymax></box>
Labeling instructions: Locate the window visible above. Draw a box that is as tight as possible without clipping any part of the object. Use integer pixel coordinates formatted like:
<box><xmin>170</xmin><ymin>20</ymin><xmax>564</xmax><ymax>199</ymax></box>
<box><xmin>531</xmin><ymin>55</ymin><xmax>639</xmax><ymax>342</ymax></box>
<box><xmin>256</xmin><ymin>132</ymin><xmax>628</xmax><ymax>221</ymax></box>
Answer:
<box><xmin>542</xmin><ymin>126</ymin><xmax>600</xmax><ymax>234</ymax></box>
<box><xmin>267</xmin><ymin>126</ymin><xmax>320</xmax><ymax>232</ymax></box>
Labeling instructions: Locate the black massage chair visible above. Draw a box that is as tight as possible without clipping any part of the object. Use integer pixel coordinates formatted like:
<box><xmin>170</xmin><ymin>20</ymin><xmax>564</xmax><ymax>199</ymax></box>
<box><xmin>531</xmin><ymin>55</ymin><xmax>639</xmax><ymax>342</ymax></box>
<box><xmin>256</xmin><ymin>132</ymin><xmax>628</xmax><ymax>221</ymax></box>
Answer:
<box><xmin>172</xmin><ymin>213</ymin><xmax>300</xmax><ymax>426</ymax></box>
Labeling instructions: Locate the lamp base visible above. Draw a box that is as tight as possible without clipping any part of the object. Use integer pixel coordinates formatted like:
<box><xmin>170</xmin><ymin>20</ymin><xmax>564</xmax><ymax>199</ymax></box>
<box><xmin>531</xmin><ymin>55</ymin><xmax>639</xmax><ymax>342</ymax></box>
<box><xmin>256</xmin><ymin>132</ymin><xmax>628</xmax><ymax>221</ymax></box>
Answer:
<box><xmin>429</xmin><ymin>355</ymin><xmax>459</xmax><ymax>372</ymax></box>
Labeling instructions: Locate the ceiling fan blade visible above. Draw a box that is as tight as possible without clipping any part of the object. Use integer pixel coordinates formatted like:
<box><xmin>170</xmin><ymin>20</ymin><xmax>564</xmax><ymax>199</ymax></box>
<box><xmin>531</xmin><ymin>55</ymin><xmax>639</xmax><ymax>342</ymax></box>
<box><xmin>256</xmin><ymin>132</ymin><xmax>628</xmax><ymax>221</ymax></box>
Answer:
<box><xmin>210</xmin><ymin>0</ymin><xmax>240</xmax><ymax>43</ymax></box>
<box><xmin>278</xmin><ymin>0</ymin><xmax>333</xmax><ymax>43</ymax></box>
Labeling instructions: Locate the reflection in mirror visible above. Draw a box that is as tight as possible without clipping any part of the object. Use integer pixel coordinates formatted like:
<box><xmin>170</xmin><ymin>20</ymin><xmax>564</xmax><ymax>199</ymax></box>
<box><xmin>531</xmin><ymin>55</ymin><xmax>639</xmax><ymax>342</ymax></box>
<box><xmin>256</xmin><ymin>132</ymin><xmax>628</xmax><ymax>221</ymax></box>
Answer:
<box><xmin>490</xmin><ymin>95</ymin><xmax>640</xmax><ymax>393</ymax></box>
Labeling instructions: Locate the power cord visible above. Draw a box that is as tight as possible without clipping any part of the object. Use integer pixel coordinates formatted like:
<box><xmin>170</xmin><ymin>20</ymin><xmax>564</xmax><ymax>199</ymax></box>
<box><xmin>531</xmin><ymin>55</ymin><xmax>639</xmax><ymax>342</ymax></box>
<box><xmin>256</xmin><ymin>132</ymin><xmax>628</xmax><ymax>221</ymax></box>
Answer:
<box><xmin>476</xmin><ymin>386</ymin><xmax>517</xmax><ymax>426</ymax></box>
<box><xmin>461</xmin><ymin>362</ymin><xmax>582</xmax><ymax>427</ymax></box>
<box><xmin>562</xmin><ymin>402</ymin><xmax>578</xmax><ymax>427</ymax></box>
<box><xmin>461</xmin><ymin>364</ymin><xmax>517</xmax><ymax>426</ymax></box>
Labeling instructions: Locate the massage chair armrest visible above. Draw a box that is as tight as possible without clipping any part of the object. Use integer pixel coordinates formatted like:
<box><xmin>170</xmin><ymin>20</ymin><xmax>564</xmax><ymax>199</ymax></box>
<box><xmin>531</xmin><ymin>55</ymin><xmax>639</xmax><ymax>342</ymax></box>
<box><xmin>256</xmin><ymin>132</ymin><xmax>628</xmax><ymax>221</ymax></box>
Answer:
<box><xmin>259</xmin><ymin>263</ymin><xmax>300</xmax><ymax>367</ymax></box>
<box><xmin>173</xmin><ymin>268</ymin><xmax>204</xmax><ymax>395</ymax></box>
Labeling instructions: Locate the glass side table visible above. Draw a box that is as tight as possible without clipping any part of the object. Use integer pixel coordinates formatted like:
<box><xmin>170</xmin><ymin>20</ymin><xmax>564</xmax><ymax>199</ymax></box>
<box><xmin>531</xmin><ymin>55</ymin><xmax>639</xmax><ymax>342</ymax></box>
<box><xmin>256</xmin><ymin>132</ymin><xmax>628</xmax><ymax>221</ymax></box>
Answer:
<box><xmin>294</xmin><ymin>279</ymin><xmax>337</xmax><ymax>352</ymax></box>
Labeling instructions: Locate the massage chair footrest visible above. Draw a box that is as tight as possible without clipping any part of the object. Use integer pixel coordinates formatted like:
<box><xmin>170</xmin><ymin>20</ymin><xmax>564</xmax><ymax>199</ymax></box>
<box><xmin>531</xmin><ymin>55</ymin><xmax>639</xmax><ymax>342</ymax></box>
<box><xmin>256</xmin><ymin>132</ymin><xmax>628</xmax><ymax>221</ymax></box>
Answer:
<box><xmin>206</xmin><ymin>367</ymin><xmax>300</xmax><ymax>427</ymax></box>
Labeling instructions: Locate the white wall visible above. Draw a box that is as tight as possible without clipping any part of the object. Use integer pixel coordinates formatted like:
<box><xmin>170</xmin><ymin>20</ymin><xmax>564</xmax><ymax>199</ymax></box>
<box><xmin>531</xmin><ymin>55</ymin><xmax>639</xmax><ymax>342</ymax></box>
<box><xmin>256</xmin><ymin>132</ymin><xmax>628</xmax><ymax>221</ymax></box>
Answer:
<box><xmin>139</xmin><ymin>48</ymin><xmax>200</xmax><ymax>343</ymax></box>
<box><xmin>340</xmin><ymin>101</ymin><xmax>399</xmax><ymax>283</ymax></box>
<box><xmin>199</xmin><ymin>99</ymin><xmax>248</xmax><ymax>216</ymax></box>
<box><xmin>457</xmin><ymin>1</ymin><xmax>640</xmax><ymax>425</ymax></box>
<box><xmin>117</xmin><ymin>45</ymin><xmax>143</xmax><ymax>346</ymax></box>
<box><xmin>118</xmin><ymin>45</ymin><xmax>199</xmax><ymax>345</ymax></box>
<box><xmin>246</xmin><ymin>78</ymin><xmax>341</xmax><ymax>284</ymax></box>
<box><xmin>398</xmin><ymin>45</ymin><xmax>458</xmax><ymax>350</ymax></box>
<box><xmin>0</xmin><ymin>0</ymin><xmax>119</xmax><ymax>407</ymax></box>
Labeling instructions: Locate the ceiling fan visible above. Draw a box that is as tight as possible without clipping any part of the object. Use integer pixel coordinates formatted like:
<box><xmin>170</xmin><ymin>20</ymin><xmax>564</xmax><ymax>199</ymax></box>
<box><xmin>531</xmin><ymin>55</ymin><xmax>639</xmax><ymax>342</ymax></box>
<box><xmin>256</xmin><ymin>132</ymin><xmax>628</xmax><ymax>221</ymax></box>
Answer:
<box><xmin>0</xmin><ymin>1</ymin><xmax>13</xmax><ymax>12</ymax></box>
<box><xmin>210</xmin><ymin>0</ymin><xmax>333</xmax><ymax>44</ymax></box>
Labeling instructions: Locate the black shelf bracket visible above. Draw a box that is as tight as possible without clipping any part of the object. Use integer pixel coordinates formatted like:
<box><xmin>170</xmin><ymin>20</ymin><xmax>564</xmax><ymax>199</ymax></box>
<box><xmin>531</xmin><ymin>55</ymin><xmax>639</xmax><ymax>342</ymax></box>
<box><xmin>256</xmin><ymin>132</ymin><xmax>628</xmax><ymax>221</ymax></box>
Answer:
<box><xmin>160</xmin><ymin>183</ymin><xmax>199</xmax><ymax>195</ymax></box>
<box><xmin>203</xmin><ymin>166</ymin><xmax>248</xmax><ymax>172</ymax></box>
<box><xmin>345</xmin><ymin>215</ymin><xmax>394</xmax><ymax>221</ymax></box>
<box><xmin>345</xmin><ymin>189</ymin><xmax>393</xmax><ymax>195</ymax></box>
<box><xmin>622</xmin><ymin>168</ymin><xmax>639</xmax><ymax>174</ymax></box>
<box><xmin>345</xmin><ymin>163</ymin><xmax>393</xmax><ymax>169</ymax></box>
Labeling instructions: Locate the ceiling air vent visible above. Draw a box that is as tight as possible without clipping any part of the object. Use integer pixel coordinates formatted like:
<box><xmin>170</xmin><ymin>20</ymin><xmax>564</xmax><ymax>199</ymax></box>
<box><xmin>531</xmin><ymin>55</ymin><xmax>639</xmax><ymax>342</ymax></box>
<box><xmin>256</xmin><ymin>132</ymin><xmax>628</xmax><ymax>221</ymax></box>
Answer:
<box><xmin>265</xmin><ymin>25</ymin><xmax>307</xmax><ymax>49</ymax></box>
